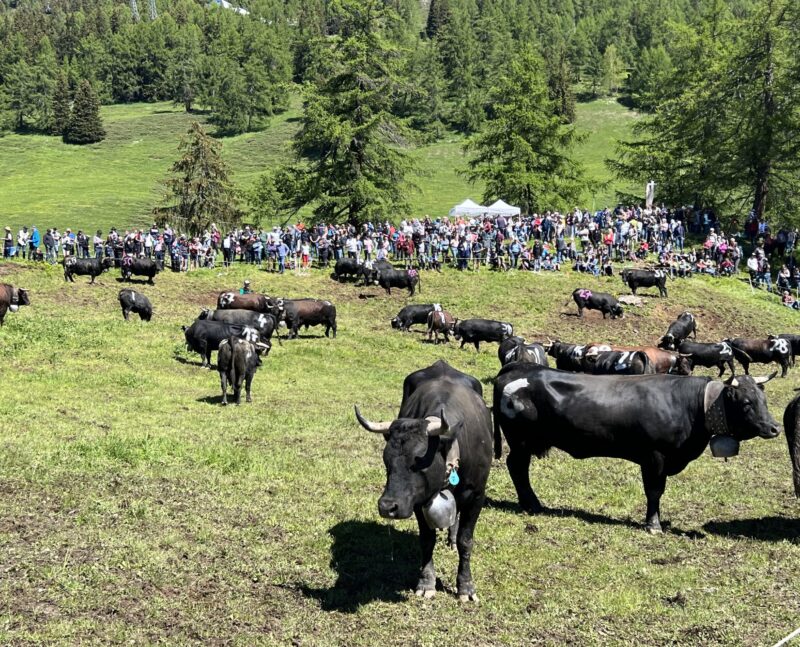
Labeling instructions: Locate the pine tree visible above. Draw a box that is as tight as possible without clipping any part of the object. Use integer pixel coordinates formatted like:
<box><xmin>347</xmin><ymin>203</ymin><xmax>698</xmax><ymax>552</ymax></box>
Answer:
<box><xmin>464</xmin><ymin>47</ymin><xmax>584</xmax><ymax>214</ymax></box>
<box><xmin>51</xmin><ymin>72</ymin><xmax>71</xmax><ymax>135</ymax></box>
<box><xmin>63</xmin><ymin>79</ymin><xmax>105</xmax><ymax>144</ymax></box>
<box><xmin>155</xmin><ymin>122</ymin><xmax>238</xmax><ymax>235</ymax></box>
<box><xmin>425</xmin><ymin>0</ymin><xmax>451</xmax><ymax>39</ymax></box>
<box><xmin>546</xmin><ymin>49</ymin><xmax>576</xmax><ymax>123</ymax></box>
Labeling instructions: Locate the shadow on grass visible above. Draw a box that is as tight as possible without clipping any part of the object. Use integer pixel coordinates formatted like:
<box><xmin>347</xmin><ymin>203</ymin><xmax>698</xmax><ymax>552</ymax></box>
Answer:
<box><xmin>173</xmin><ymin>354</ymin><xmax>209</xmax><ymax>368</ymax></box>
<box><xmin>115</xmin><ymin>277</ymin><xmax>153</xmax><ymax>285</ymax></box>
<box><xmin>298</xmin><ymin>520</ymin><xmax>418</xmax><ymax>612</ymax></box>
<box><xmin>485</xmin><ymin>497</ymin><xmax>702</xmax><ymax>537</ymax></box>
<box><xmin>197</xmin><ymin>394</ymin><xmax>225</xmax><ymax>405</ymax></box>
<box><xmin>703</xmin><ymin>516</ymin><xmax>800</xmax><ymax>542</ymax></box>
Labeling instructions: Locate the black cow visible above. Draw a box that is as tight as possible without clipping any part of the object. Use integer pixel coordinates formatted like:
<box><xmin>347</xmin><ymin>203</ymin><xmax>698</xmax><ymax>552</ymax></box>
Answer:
<box><xmin>678</xmin><ymin>341</ymin><xmax>735</xmax><ymax>377</ymax></box>
<box><xmin>217</xmin><ymin>291</ymin><xmax>283</xmax><ymax>317</ymax></box>
<box><xmin>217</xmin><ymin>336</ymin><xmax>270</xmax><ymax>405</ymax></box>
<box><xmin>621</xmin><ymin>268</ymin><xmax>669</xmax><ymax>297</ymax></box>
<box><xmin>362</xmin><ymin>259</ymin><xmax>393</xmax><ymax>285</ymax></box>
<box><xmin>658</xmin><ymin>312</ymin><xmax>697</xmax><ymax>350</ymax></box>
<box><xmin>782</xmin><ymin>394</ymin><xmax>800</xmax><ymax>498</ymax></box>
<box><xmin>182</xmin><ymin>319</ymin><xmax>262</xmax><ymax>367</ymax></box>
<box><xmin>376</xmin><ymin>266</ymin><xmax>421</xmax><ymax>296</ymax></box>
<box><xmin>427</xmin><ymin>309</ymin><xmax>456</xmax><ymax>344</ymax></box>
<box><xmin>121</xmin><ymin>257</ymin><xmax>160</xmax><ymax>284</ymax></box>
<box><xmin>544</xmin><ymin>340</ymin><xmax>587</xmax><ymax>371</ymax></box>
<box><xmin>198</xmin><ymin>308</ymin><xmax>280</xmax><ymax>343</ymax></box>
<box><xmin>391</xmin><ymin>304</ymin><xmax>436</xmax><ymax>332</ymax></box>
<box><xmin>777</xmin><ymin>334</ymin><xmax>800</xmax><ymax>367</ymax></box>
<box><xmin>498</xmin><ymin>337</ymin><xmax>549</xmax><ymax>367</ymax></box>
<box><xmin>726</xmin><ymin>336</ymin><xmax>792</xmax><ymax>378</ymax></box>
<box><xmin>493</xmin><ymin>364</ymin><xmax>779</xmax><ymax>531</ymax></box>
<box><xmin>582</xmin><ymin>350</ymin><xmax>651</xmax><ymax>375</ymax></box>
<box><xmin>118</xmin><ymin>289</ymin><xmax>152</xmax><ymax>321</ymax></box>
<box><xmin>453</xmin><ymin>318</ymin><xmax>513</xmax><ymax>351</ymax></box>
<box><xmin>333</xmin><ymin>257</ymin><xmax>363</xmax><ymax>282</ymax></box>
<box><xmin>0</xmin><ymin>283</ymin><xmax>30</xmax><ymax>326</ymax></box>
<box><xmin>63</xmin><ymin>256</ymin><xmax>114</xmax><ymax>283</ymax></box>
<box><xmin>280</xmin><ymin>298</ymin><xmax>337</xmax><ymax>339</ymax></box>
<box><xmin>570</xmin><ymin>289</ymin><xmax>624</xmax><ymax>319</ymax></box>
<box><xmin>354</xmin><ymin>360</ymin><xmax>492</xmax><ymax>601</ymax></box>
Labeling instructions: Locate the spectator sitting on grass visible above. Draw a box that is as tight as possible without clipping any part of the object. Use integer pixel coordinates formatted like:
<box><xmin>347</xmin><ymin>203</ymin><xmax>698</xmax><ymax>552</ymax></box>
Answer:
<box><xmin>782</xmin><ymin>290</ymin><xmax>800</xmax><ymax>310</ymax></box>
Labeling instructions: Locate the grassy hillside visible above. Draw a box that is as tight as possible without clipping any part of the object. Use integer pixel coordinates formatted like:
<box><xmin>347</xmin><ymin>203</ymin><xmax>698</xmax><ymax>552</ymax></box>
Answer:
<box><xmin>0</xmin><ymin>260</ymin><xmax>798</xmax><ymax>645</ymax></box>
<box><xmin>0</xmin><ymin>97</ymin><xmax>635</xmax><ymax>234</ymax></box>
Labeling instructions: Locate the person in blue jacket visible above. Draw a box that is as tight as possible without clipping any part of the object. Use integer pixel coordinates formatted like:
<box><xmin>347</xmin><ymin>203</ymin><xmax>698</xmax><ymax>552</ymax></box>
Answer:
<box><xmin>29</xmin><ymin>226</ymin><xmax>41</xmax><ymax>257</ymax></box>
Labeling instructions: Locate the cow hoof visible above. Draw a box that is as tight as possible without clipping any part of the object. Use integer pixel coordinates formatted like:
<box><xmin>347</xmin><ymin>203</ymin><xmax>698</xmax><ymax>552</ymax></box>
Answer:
<box><xmin>645</xmin><ymin>524</ymin><xmax>663</xmax><ymax>535</ymax></box>
<box><xmin>221</xmin><ymin>402</ymin><xmax>227</xmax><ymax>407</ymax></box>
<box><xmin>415</xmin><ymin>588</ymin><xmax>436</xmax><ymax>599</ymax></box>
<box><xmin>458</xmin><ymin>593</ymin><xmax>479</xmax><ymax>603</ymax></box>
<box><xmin>449</xmin><ymin>542</ymin><xmax>457</xmax><ymax>552</ymax></box>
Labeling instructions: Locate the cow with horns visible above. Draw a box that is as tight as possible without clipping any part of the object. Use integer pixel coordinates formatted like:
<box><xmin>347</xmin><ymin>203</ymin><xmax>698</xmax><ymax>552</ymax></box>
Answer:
<box><xmin>354</xmin><ymin>360</ymin><xmax>492</xmax><ymax>602</ymax></box>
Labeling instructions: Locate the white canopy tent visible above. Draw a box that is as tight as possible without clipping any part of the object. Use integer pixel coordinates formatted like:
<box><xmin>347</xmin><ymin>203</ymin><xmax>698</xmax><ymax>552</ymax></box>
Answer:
<box><xmin>485</xmin><ymin>199</ymin><xmax>521</xmax><ymax>217</ymax></box>
<box><xmin>448</xmin><ymin>199</ymin><xmax>488</xmax><ymax>218</ymax></box>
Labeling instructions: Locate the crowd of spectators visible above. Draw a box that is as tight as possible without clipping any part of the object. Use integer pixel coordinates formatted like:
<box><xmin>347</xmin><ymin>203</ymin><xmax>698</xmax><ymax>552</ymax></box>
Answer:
<box><xmin>4</xmin><ymin>206</ymin><xmax>799</xmax><ymax>298</ymax></box>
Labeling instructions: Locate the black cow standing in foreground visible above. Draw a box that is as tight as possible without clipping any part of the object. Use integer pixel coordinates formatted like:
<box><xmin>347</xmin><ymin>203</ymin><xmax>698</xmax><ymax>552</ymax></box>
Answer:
<box><xmin>726</xmin><ymin>336</ymin><xmax>792</xmax><ymax>377</ymax></box>
<box><xmin>498</xmin><ymin>337</ymin><xmax>549</xmax><ymax>367</ymax></box>
<box><xmin>658</xmin><ymin>312</ymin><xmax>697</xmax><ymax>350</ymax></box>
<box><xmin>118</xmin><ymin>289</ymin><xmax>152</xmax><ymax>321</ymax></box>
<box><xmin>569</xmin><ymin>289</ymin><xmax>624</xmax><ymax>319</ymax></box>
<box><xmin>64</xmin><ymin>256</ymin><xmax>114</xmax><ymax>283</ymax></box>
<box><xmin>182</xmin><ymin>319</ymin><xmax>261</xmax><ymax>367</ymax></box>
<box><xmin>453</xmin><ymin>318</ymin><xmax>513</xmax><ymax>351</ymax></box>
<box><xmin>391</xmin><ymin>304</ymin><xmax>436</xmax><ymax>332</ymax></box>
<box><xmin>781</xmin><ymin>394</ymin><xmax>800</xmax><ymax>498</ymax></box>
<box><xmin>217</xmin><ymin>336</ymin><xmax>271</xmax><ymax>405</ymax></box>
<box><xmin>493</xmin><ymin>365</ymin><xmax>779</xmax><ymax>532</ymax></box>
<box><xmin>621</xmin><ymin>268</ymin><xmax>669</xmax><ymax>297</ymax></box>
<box><xmin>198</xmin><ymin>308</ymin><xmax>280</xmax><ymax>344</ymax></box>
<box><xmin>121</xmin><ymin>257</ymin><xmax>160</xmax><ymax>284</ymax></box>
<box><xmin>376</xmin><ymin>266</ymin><xmax>421</xmax><ymax>296</ymax></box>
<box><xmin>354</xmin><ymin>360</ymin><xmax>492</xmax><ymax>602</ymax></box>
<box><xmin>0</xmin><ymin>283</ymin><xmax>30</xmax><ymax>325</ymax></box>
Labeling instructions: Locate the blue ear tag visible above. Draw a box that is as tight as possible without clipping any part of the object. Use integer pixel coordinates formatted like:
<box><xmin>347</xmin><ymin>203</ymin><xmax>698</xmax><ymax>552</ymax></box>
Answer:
<box><xmin>448</xmin><ymin>469</ymin><xmax>460</xmax><ymax>486</ymax></box>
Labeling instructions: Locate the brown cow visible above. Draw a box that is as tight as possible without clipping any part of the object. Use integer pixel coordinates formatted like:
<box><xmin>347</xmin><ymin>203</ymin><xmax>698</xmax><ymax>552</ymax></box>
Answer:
<box><xmin>217</xmin><ymin>291</ymin><xmax>282</xmax><ymax>317</ymax></box>
<box><xmin>427</xmin><ymin>309</ymin><xmax>455</xmax><ymax>344</ymax></box>
<box><xmin>0</xmin><ymin>283</ymin><xmax>30</xmax><ymax>326</ymax></box>
<box><xmin>584</xmin><ymin>343</ymin><xmax>692</xmax><ymax>375</ymax></box>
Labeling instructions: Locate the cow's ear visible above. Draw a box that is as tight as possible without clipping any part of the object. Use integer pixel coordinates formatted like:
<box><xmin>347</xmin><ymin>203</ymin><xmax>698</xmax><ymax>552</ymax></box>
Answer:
<box><xmin>704</xmin><ymin>381</ymin><xmax>725</xmax><ymax>413</ymax></box>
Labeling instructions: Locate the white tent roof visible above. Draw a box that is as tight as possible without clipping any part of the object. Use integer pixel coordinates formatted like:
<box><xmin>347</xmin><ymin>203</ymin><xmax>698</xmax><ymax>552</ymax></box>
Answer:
<box><xmin>448</xmin><ymin>199</ymin><xmax>488</xmax><ymax>217</ymax></box>
<box><xmin>486</xmin><ymin>199</ymin><xmax>521</xmax><ymax>216</ymax></box>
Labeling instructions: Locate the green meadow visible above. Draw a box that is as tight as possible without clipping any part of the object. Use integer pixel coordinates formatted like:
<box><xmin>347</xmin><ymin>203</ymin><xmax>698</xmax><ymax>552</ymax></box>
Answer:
<box><xmin>0</xmin><ymin>97</ymin><xmax>635</xmax><ymax>234</ymax></box>
<box><xmin>0</xmin><ymin>258</ymin><xmax>798</xmax><ymax>645</ymax></box>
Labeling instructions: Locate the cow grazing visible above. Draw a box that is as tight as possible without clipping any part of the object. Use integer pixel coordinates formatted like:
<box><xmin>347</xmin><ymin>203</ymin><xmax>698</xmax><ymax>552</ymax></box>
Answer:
<box><xmin>182</xmin><ymin>319</ymin><xmax>262</xmax><ymax>367</ymax></box>
<box><xmin>64</xmin><ymin>256</ymin><xmax>114</xmax><ymax>283</ymax></box>
<box><xmin>782</xmin><ymin>394</ymin><xmax>800</xmax><ymax>498</ymax></box>
<box><xmin>217</xmin><ymin>336</ymin><xmax>270</xmax><ymax>405</ymax></box>
<box><xmin>376</xmin><ymin>266</ymin><xmax>421</xmax><ymax>296</ymax></box>
<box><xmin>498</xmin><ymin>337</ymin><xmax>549</xmax><ymax>367</ymax></box>
<box><xmin>582</xmin><ymin>349</ymin><xmax>651</xmax><ymax>375</ymax></box>
<box><xmin>198</xmin><ymin>308</ymin><xmax>280</xmax><ymax>343</ymax></box>
<box><xmin>658</xmin><ymin>312</ymin><xmax>697</xmax><ymax>350</ymax></box>
<box><xmin>777</xmin><ymin>334</ymin><xmax>800</xmax><ymax>366</ymax></box>
<box><xmin>678</xmin><ymin>341</ymin><xmax>735</xmax><ymax>377</ymax></box>
<box><xmin>217</xmin><ymin>291</ymin><xmax>283</xmax><ymax>317</ymax></box>
<box><xmin>726</xmin><ymin>336</ymin><xmax>792</xmax><ymax>378</ymax></box>
<box><xmin>544</xmin><ymin>340</ymin><xmax>586</xmax><ymax>371</ymax></box>
<box><xmin>118</xmin><ymin>289</ymin><xmax>152</xmax><ymax>321</ymax></box>
<box><xmin>493</xmin><ymin>364</ymin><xmax>779</xmax><ymax>531</ymax></box>
<box><xmin>392</xmin><ymin>304</ymin><xmax>436</xmax><ymax>332</ymax></box>
<box><xmin>621</xmin><ymin>268</ymin><xmax>669</xmax><ymax>298</ymax></box>
<box><xmin>354</xmin><ymin>360</ymin><xmax>492</xmax><ymax>601</ymax></box>
<box><xmin>333</xmin><ymin>257</ymin><xmax>363</xmax><ymax>282</ymax></box>
<box><xmin>280</xmin><ymin>298</ymin><xmax>337</xmax><ymax>339</ymax></box>
<box><xmin>426</xmin><ymin>309</ymin><xmax>455</xmax><ymax>344</ymax></box>
<box><xmin>453</xmin><ymin>318</ymin><xmax>513</xmax><ymax>351</ymax></box>
<box><xmin>0</xmin><ymin>284</ymin><xmax>30</xmax><ymax>326</ymax></box>
<box><xmin>121</xmin><ymin>257</ymin><xmax>160</xmax><ymax>284</ymax></box>
<box><xmin>570</xmin><ymin>289</ymin><xmax>624</xmax><ymax>319</ymax></box>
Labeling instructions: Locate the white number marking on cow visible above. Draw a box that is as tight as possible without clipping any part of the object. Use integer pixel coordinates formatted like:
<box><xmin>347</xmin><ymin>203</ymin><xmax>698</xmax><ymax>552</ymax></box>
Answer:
<box><xmin>770</xmin><ymin>338</ymin><xmax>790</xmax><ymax>355</ymax></box>
<box><xmin>501</xmin><ymin>378</ymin><xmax>530</xmax><ymax>418</ymax></box>
<box><xmin>718</xmin><ymin>342</ymin><xmax>733</xmax><ymax>358</ymax></box>
<box><xmin>571</xmin><ymin>345</ymin><xmax>586</xmax><ymax>359</ymax></box>
<box><xmin>501</xmin><ymin>323</ymin><xmax>513</xmax><ymax>336</ymax></box>
<box><xmin>221</xmin><ymin>292</ymin><xmax>235</xmax><ymax>307</ymax></box>
<box><xmin>615</xmin><ymin>352</ymin><xmax>632</xmax><ymax>371</ymax></box>
<box><xmin>433</xmin><ymin>303</ymin><xmax>442</xmax><ymax>312</ymax></box>
<box><xmin>505</xmin><ymin>348</ymin><xmax>517</xmax><ymax>363</ymax></box>
<box><xmin>131</xmin><ymin>292</ymin><xmax>136</xmax><ymax>304</ymax></box>
<box><xmin>257</xmin><ymin>314</ymin><xmax>267</xmax><ymax>328</ymax></box>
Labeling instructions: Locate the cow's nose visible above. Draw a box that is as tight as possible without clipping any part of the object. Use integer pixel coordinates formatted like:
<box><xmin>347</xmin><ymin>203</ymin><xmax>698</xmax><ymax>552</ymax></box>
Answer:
<box><xmin>378</xmin><ymin>497</ymin><xmax>399</xmax><ymax>518</ymax></box>
<box><xmin>767</xmin><ymin>424</ymin><xmax>781</xmax><ymax>438</ymax></box>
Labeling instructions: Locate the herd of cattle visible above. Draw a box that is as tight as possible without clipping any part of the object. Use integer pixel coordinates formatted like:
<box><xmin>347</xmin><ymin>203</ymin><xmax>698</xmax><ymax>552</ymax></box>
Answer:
<box><xmin>3</xmin><ymin>259</ymin><xmax>800</xmax><ymax>604</ymax></box>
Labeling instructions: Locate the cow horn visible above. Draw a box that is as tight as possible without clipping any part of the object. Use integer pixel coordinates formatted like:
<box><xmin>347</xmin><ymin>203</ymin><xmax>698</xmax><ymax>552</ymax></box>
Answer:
<box><xmin>354</xmin><ymin>405</ymin><xmax>391</xmax><ymax>433</ymax></box>
<box><xmin>426</xmin><ymin>409</ymin><xmax>452</xmax><ymax>438</ymax></box>
<box><xmin>752</xmin><ymin>372</ymin><xmax>778</xmax><ymax>385</ymax></box>
<box><xmin>724</xmin><ymin>375</ymin><xmax>740</xmax><ymax>387</ymax></box>
<box><xmin>680</xmin><ymin>353</ymin><xmax>692</xmax><ymax>357</ymax></box>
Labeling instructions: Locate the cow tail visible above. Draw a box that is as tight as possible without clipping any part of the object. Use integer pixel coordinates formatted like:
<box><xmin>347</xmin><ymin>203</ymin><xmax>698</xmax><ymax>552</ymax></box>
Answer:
<box><xmin>784</xmin><ymin>398</ymin><xmax>800</xmax><ymax>497</ymax></box>
<box><xmin>493</xmin><ymin>406</ymin><xmax>503</xmax><ymax>460</ymax></box>
<box><xmin>729</xmin><ymin>345</ymin><xmax>752</xmax><ymax>365</ymax></box>
<box><xmin>640</xmin><ymin>351</ymin><xmax>654</xmax><ymax>374</ymax></box>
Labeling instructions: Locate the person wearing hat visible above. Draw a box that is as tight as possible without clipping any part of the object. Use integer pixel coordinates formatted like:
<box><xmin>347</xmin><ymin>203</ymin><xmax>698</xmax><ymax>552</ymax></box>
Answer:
<box><xmin>239</xmin><ymin>280</ymin><xmax>252</xmax><ymax>295</ymax></box>
<box><xmin>4</xmin><ymin>226</ymin><xmax>13</xmax><ymax>258</ymax></box>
